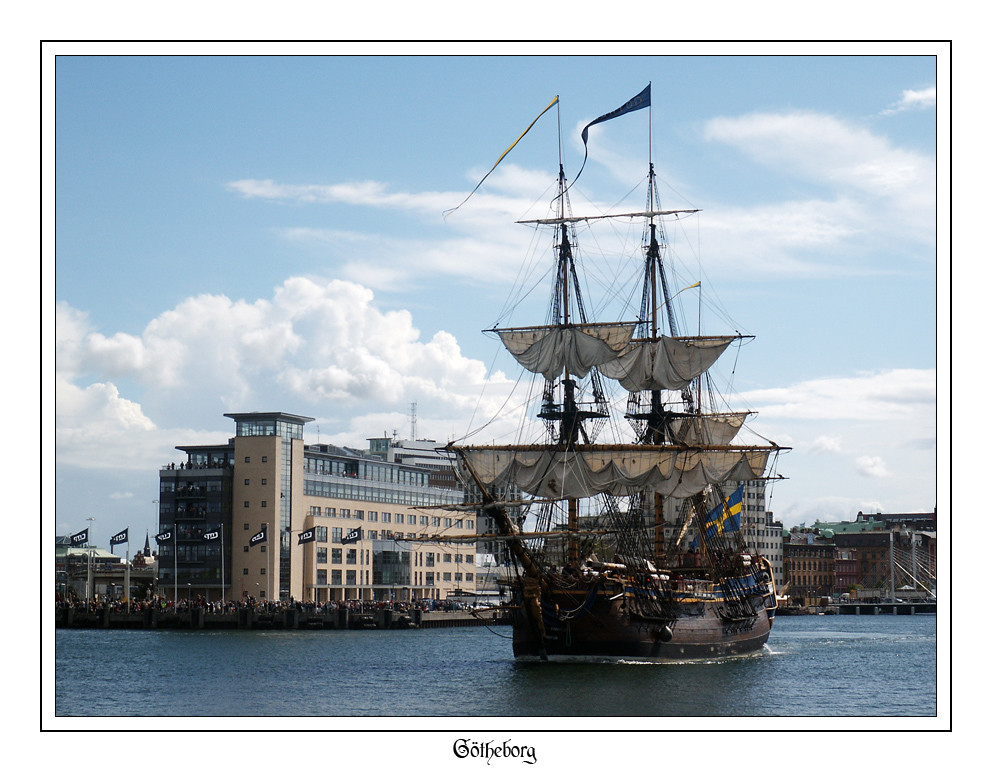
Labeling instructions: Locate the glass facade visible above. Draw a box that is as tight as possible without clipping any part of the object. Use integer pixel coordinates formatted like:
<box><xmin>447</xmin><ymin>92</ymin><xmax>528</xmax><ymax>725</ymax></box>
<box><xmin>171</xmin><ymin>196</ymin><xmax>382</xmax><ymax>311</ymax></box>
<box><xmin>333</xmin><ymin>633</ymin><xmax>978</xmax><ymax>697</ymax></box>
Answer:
<box><xmin>303</xmin><ymin>448</ymin><xmax>461</xmax><ymax>508</ymax></box>
<box><xmin>157</xmin><ymin>448</ymin><xmax>233</xmax><ymax>594</ymax></box>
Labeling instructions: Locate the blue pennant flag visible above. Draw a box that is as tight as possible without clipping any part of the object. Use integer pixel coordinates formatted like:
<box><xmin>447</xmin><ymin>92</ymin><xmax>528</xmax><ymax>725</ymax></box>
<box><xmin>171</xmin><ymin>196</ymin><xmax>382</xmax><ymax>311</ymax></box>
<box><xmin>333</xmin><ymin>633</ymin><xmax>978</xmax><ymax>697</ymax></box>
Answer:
<box><xmin>573</xmin><ymin>84</ymin><xmax>651</xmax><ymax>185</ymax></box>
<box><xmin>703</xmin><ymin>484</ymin><xmax>744</xmax><ymax>540</ymax></box>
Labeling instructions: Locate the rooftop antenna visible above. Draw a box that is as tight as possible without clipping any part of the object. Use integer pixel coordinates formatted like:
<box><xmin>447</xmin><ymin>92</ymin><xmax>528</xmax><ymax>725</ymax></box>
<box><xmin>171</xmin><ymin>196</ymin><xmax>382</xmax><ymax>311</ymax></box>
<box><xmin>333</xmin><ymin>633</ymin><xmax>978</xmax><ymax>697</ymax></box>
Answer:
<box><xmin>410</xmin><ymin>402</ymin><xmax>418</xmax><ymax>440</ymax></box>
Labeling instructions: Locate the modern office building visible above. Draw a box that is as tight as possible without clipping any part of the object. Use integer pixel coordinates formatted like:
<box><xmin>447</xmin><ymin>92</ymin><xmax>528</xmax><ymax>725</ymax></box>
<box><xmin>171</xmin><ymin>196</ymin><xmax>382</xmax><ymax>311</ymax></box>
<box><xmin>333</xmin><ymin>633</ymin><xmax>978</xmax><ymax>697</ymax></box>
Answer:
<box><xmin>157</xmin><ymin>412</ymin><xmax>478</xmax><ymax>604</ymax></box>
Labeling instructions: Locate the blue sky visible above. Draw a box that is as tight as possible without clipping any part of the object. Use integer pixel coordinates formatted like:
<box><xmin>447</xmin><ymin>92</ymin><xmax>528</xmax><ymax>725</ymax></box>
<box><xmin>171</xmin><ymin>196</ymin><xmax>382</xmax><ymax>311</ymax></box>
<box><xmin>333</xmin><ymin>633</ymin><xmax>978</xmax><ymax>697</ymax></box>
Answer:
<box><xmin>51</xmin><ymin>48</ymin><xmax>943</xmax><ymax>548</ymax></box>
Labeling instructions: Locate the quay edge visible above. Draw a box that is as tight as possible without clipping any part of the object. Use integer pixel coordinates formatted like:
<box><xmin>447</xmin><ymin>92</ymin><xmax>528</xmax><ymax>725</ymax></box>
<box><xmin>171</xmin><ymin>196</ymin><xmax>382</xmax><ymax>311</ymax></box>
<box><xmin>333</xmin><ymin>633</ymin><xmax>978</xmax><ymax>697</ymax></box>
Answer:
<box><xmin>55</xmin><ymin>606</ymin><xmax>509</xmax><ymax>631</ymax></box>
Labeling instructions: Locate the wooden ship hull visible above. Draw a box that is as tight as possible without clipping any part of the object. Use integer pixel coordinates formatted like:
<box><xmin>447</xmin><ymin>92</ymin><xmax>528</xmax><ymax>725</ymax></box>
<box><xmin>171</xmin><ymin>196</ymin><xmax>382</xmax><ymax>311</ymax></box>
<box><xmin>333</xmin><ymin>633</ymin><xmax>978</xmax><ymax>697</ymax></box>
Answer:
<box><xmin>508</xmin><ymin>572</ymin><xmax>776</xmax><ymax>661</ymax></box>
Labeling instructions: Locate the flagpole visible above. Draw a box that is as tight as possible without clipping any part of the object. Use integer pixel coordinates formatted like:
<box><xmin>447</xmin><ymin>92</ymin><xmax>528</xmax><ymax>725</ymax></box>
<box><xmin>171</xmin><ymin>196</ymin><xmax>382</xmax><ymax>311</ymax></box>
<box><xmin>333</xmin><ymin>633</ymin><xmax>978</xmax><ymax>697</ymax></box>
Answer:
<box><xmin>125</xmin><ymin>548</ymin><xmax>130</xmax><ymax>614</ymax></box>
<box><xmin>221</xmin><ymin>523</ymin><xmax>226</xmax><ymax>607</ymax></box>
<box><xmin>86</xmin><ymin>516</ymin><xmax>95</xmax><ymax>604</ymax></box>
<box><xmin>265</xmin><ymin>521</ymin><xmax>270</xmax><ymax>603</ymax></box>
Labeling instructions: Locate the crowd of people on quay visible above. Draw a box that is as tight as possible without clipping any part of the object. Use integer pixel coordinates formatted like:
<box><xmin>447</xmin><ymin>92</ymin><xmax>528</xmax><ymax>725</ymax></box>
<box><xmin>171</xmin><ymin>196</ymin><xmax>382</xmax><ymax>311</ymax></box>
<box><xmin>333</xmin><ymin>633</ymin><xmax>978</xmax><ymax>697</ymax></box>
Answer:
<box><xmin>55</xmin><ymin>594</ymin><xmax>495</xmax><ymax>615</ymax></box>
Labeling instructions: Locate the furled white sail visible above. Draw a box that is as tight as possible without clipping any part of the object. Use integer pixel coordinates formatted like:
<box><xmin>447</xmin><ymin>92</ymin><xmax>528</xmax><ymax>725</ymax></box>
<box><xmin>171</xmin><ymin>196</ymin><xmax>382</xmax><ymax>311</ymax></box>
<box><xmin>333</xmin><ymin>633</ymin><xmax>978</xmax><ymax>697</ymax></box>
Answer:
<box><xmin>497</xmin><ymin>323</ymin><xmax>636</xmax><ymax>380</ymax></box>
<box><xmin>458</xmin><ymin>445</ymin><xmax>772</xmax><ymax>500</ymax></box>
<box><xmin>598</xmin><ymin>335</ymin><xmax>737</xmax><ymax>391</ymax></box>
<box><xmin>665</xmin><ymin>412</ymin><xmax>749</xmax><ymax>445</ymax></box>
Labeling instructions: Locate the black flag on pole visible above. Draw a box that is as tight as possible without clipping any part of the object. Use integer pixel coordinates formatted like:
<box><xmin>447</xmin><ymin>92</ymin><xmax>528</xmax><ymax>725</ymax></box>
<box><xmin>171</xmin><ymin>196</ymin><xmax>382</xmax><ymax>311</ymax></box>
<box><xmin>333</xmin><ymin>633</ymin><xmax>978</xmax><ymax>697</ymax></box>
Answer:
<box><xmin>155</xmin><ymin>529</ymin><xmax>173</xmax><ymax>544</ymax></box>
<box><xmin>298</xmin><ymin>528</ymin><xmax>316</xmax><ymax>545</ymax></box>
<box><xmin>202</xmin><ymin>528</ymin><xmax>221</xmax><ymax>542</ymax></box>
<box><xmin>110</xmin><ymin>528</ymin><xmax>129</xmax><ymax>546</ymax></box>
<box><xmin>70</xmin><ymin>528</ymin><xmax>89</xmax><ymax>546</ymax></box>
<box><xmin>342</xmin><ymin>527</ymin><xmax>362</xmax><ymax>545</ymax></box>
<box><xmin>249</xmin><ymin>528</ymin><xmax>267</xmax><ymax>547</ymax></box>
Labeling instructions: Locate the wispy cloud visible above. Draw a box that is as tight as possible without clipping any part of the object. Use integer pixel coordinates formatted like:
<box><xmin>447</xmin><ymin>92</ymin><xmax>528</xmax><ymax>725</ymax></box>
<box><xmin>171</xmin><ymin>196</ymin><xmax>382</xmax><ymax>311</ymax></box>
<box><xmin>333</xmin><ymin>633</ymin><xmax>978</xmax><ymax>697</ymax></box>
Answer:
<box><xmin>880</xmin><ymin>86</ymin><xmax>937</xmax><ymax>115</ymax></box>
<box><xmin>740</xmin><ymin>368</ymin><xmax>936</xmax><ymax>422</ymax></box>
<box><xmin>702</xmin><ymin>110</ymin><xmax>935</xmax><ymax>256</ymax></box>
<box><xmin>229</xmin><ymin>109</ymin><xmax>935</xmax><ymax>288</ymax></box>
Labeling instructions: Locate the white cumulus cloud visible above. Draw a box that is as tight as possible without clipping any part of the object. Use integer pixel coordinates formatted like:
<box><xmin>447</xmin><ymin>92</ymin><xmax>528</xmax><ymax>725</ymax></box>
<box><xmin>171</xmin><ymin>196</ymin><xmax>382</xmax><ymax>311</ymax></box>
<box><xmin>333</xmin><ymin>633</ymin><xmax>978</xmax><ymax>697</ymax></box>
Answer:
<box><xmin>856</xmin><ymin>455</ymin><xmax>891</xmax><ymax>478</ymax></box>
<box><xmin>55</xmin><ymin>276</ymin><xmax>518</xmax><ymax>470</ymax></box>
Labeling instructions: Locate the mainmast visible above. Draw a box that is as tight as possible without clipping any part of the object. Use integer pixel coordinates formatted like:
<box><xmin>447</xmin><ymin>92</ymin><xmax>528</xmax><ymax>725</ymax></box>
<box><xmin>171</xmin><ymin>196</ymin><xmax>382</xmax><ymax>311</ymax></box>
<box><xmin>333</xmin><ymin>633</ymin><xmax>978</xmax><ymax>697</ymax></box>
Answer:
<box><xmin>537</xmin><ymin>163</ymin><xmax>607</xmax><ymax>566</ymax></box>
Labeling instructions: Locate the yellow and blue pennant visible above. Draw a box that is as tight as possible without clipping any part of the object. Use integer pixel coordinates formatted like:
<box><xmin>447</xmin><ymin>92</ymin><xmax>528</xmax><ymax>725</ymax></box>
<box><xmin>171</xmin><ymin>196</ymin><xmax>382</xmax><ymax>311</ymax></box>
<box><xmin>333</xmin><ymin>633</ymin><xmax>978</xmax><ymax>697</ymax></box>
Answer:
<box><xmin>443</xmin><ymin>95</ymin><xmax>559</xmax><ymax>218</ymax></box>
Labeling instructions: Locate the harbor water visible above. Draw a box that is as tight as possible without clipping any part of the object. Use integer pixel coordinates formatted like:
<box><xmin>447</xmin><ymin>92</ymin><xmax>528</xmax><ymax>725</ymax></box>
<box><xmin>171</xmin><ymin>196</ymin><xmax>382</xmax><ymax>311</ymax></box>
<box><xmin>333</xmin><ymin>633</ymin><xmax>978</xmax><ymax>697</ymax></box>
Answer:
<box><xmin>54</xmin><ymin>612</ymin><xmax>938</xmax><ymax>719</ymax></box>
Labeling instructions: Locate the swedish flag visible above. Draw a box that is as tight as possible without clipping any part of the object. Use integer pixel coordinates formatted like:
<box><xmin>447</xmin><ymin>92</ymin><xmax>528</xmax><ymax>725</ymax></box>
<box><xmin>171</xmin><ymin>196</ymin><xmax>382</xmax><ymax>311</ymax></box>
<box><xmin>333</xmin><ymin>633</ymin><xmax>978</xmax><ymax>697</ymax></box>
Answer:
<box><xmin>703</xmin><ymin>485</ymin><xmax>744</xmax><ymax>540</ymax></box>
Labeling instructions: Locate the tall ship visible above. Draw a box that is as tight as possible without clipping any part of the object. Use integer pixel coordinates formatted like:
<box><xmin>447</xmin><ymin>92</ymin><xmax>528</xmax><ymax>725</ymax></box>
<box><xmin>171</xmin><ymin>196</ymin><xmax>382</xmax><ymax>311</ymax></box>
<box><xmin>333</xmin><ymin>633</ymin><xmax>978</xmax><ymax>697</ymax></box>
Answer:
<box><xmin>448</xmin><ymin>86</ymin><xmax>787</xmax><ymax>661</ymax></box>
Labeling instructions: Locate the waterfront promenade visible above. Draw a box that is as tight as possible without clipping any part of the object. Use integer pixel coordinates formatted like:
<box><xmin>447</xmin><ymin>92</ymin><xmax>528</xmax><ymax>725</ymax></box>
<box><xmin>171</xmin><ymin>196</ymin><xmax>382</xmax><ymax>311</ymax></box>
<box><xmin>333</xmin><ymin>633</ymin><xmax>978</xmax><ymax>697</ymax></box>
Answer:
<box><xmin>55</xmin><ymin>599</ymin><xmax>508</xmax><ymax>631</ymax></box>
<box><xmin>778</xmin><ymin>600</ymin><xmax>937</xmax><ymax>616</ymax></box>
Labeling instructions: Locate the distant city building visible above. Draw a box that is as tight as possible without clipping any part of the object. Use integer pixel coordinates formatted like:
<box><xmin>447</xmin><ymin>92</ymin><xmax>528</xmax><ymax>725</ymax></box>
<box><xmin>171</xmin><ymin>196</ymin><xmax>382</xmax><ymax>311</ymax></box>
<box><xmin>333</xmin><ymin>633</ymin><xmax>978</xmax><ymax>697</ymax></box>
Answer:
<box><xmin>783</xmin><ymin>531</ymin><xmax>835</xmax><ymax>597</ymax></box>
<box><xmin>783</xmin><ymin>513</ymin><xmax>936</xmax><ymax>600</ymax></box>
<box><xmin>55</xmin><ymin>534</ymin><xmax>158</xmax><ymax>601</ymax></box>
<box><xmin>157</xmin><ymin>411</ymin><xmax>494</xmax><ymax>604</ymax></box>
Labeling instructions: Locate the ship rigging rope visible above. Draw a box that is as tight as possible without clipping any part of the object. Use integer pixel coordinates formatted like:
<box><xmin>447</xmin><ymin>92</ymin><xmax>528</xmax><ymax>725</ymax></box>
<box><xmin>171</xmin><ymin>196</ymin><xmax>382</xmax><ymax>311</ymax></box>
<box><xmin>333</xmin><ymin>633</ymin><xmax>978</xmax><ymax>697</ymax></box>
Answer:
<box><xmin>455</xmin><ymin>360</ymin><xmax>533</xmax><ymax>446</ymax></box>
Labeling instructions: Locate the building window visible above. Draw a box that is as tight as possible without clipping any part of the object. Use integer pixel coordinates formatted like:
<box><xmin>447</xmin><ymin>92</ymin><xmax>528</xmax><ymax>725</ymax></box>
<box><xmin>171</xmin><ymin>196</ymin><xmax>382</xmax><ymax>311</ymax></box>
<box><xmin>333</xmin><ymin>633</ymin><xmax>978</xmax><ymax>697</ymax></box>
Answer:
<box><xmin>332</xmin><ymin>549</ymin><xmax>342</xmax><ymax>564</ymax></box>
<box><xmin>261</xmin><ymin>456</ymin><xmax>267</xmax><ymax>463</ymax></box>
<box><xmin>332</xmin><ymin>528</ymin><xmax>343</xmax><ymax>543</ymax></box>
<box><xmin>244</xmin><ymin>457</ymin><xmax>250</xmax><ymax>463</ymax></box>
<box><xmin>243</xmin><ymin>568</ymin><xmax>248</xmax><ymax>575</ymax></box>
<box><xmin>244</xmin><ymin>523</ymin><xmax>250</xmax><ymax>530</ymax></box>
<box><xmin>261</xmin><ymin>479</ymin><xmax>267</xmax><ymax>485</ymax></box>
<box><xmin>316</xmin><ymin>526</ymin><xmax>327</xmax><ymax>543</ymax></box>
<box><xmin>317</xmin><ymin>548</ymin><xmax>327</xmax><ymax>564</ymax></box>
<box><xmin>316</xmin><ymin>569</ymin><xmax>326</xmax><ymax>585</ymax></box>
<box><xmin>346</xmin><ymin>550</ymin><xmax>357</xmax><ymax>565</ymax></box>
<box><xmin>244</xmin><ymin>501</ymin><xmax>250</xmax><ymax>508</ymax></box>
<box><xmin>261</xmin><ymin>501</ymin><xmax>267</xmax><ymax>508</ymax></box>
<box><xmin>244</xmin><ymin>479</ymin><xmax>250</xmax><ymax>486</ymax></box>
